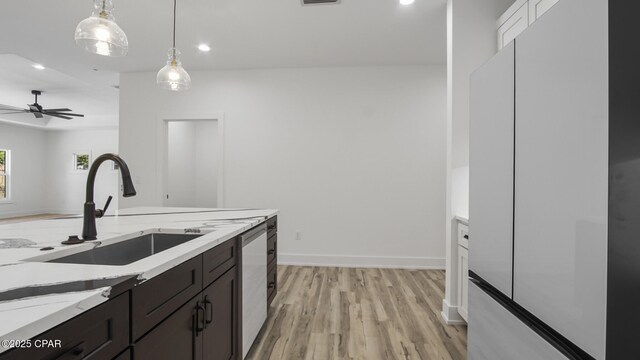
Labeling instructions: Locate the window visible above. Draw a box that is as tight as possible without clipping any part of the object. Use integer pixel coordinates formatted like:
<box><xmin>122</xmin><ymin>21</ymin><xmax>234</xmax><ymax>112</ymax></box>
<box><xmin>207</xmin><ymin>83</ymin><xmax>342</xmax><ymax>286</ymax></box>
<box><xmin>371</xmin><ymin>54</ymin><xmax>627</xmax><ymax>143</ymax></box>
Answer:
<box><xmin>0</xmin><ymin>149</ymin><xmax>10</xmax><ymax>201</ymax></box>
<box><xmin>74</xmin><ymin>153</ymin><xmax>90</xmax><ymax>171</ymax></box>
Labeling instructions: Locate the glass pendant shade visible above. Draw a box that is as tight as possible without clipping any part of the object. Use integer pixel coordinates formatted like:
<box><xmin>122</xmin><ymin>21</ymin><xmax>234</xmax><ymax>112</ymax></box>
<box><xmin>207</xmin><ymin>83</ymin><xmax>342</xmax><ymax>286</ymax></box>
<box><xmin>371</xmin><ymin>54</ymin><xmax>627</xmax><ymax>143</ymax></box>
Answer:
<box><xmin>157</xmin><ymin>48</ymin><xmax>192</xmax><ymax>91</ymax></box>
<box><xmin>75</xmin><ymin>0</ymin><xmax>128</xmax><ymax>57</ymax></box>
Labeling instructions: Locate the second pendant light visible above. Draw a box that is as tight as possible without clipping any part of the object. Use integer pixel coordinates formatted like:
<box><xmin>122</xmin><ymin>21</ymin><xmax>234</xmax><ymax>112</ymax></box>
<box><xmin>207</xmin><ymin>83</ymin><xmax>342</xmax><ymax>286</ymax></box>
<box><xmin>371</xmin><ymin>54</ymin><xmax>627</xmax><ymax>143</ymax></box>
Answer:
<box><xmin>157</xmin><ymin>0</ymin><xmax>191</xmax><ymax>91</ymax></box>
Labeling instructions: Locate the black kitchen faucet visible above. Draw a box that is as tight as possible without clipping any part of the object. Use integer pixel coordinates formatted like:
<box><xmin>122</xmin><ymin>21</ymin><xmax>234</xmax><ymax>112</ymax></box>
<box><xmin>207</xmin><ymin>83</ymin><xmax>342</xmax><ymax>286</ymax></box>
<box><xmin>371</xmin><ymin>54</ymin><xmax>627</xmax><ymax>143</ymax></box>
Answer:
<box><xmin>82</xmin><ymin>153</ymin><xmax>137</xmax><ymax>240</ymax></box>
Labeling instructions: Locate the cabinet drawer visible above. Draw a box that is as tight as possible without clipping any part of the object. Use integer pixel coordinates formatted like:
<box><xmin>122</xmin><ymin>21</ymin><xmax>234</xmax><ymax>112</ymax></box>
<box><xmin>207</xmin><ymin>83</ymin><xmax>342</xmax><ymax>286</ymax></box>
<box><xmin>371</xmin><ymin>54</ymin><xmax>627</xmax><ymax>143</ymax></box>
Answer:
<box><xmin>267</xmin><ymin>264</ymin><xmax>277</xmax><ymax>305</ymax></box>
<box><xmin>203</xmin><ymin>238</ymin><xmax>238</xmax><ymax>287</ymax></box>
<box><xmin>132</xmin><ymin>256</ymin><xmax>203</xmax><ymax>340</ymax></box>
<box><xmin>266</xmin><ymin>216</ymin><xmax>278</xmax><ymax>238</ymax></box>
<box><xmin>0</xmin><ymin>292</ymin><xmax>129</xmax><ymax>360</ymax></box>
<box><xmin>267</xmin><ymin>234</ymin><xmax>277</xmax><ymax>266</ymax></box>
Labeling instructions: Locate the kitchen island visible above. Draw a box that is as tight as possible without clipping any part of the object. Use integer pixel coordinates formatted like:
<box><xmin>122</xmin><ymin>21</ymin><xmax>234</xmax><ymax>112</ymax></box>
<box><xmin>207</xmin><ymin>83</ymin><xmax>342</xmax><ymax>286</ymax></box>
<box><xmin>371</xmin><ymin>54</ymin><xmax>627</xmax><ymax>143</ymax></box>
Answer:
<box><xmin>0</xmin><ymin>207</ymin><xmax>278</xmax><ymax>359</ymax></box>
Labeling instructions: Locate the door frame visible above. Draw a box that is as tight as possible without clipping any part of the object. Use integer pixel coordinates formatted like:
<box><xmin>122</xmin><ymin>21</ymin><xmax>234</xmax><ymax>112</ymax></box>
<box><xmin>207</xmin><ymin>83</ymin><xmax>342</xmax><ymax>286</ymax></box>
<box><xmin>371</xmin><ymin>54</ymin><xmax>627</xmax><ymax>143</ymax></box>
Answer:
<box><xmin>158</xmin><ymin>113</ymin><xmax>225</xmax><ymax>208</ymax></box>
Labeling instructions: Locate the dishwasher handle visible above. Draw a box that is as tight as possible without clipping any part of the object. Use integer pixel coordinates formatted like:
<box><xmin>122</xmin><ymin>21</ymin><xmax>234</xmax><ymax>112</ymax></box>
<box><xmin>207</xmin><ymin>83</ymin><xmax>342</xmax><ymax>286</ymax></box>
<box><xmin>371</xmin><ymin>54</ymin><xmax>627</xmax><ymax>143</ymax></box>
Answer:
<box><xmin>240</xmin><ymin>224</ymin><xmax>267</xmax><ymax>247</ymax></box>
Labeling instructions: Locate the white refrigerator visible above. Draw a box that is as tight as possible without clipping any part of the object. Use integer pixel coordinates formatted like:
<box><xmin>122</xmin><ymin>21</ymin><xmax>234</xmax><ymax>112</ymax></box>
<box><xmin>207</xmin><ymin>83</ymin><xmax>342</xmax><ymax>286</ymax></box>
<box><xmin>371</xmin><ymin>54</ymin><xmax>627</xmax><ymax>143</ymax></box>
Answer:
<box><xmin>468</xmin><ymin>0</ymin><xmax>639</xmax><ymax>359</ymax></box>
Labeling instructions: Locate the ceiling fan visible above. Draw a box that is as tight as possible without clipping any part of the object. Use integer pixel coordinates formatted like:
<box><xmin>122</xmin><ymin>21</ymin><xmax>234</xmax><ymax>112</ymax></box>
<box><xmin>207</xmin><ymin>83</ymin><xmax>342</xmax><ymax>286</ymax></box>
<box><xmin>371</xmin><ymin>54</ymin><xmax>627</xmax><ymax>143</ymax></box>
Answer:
<box><xmin>0</xmin><ymin>90</ymin><xmax>85</xmax><ymax>120</ymax></box>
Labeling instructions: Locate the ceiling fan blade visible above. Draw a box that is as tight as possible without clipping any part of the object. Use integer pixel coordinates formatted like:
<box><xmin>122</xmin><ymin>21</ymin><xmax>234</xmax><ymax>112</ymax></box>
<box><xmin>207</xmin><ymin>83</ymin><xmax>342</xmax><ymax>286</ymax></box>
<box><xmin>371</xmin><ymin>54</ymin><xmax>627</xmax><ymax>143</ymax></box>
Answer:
<box><xmin>43</xmin><ymin>108</ymin><xmax>72</xmax><ymax>112</ymax></box>
<box><xmin>0</xmin><ymin>105</ymin><xmax>26</xmax><ymax>111</ymax></box>
<box><xmin>33</xmin><ymin>112</ymin><xmax>44</xmax><ymax>119</ymax></box>
<box><xmin>44</xmin><ymin>112</ymin><xmax>84</xmax><ymax>117</ymax></box>
<box><xmin>46</xmin><ymin>113</ymin><xmax>73</xmax><ymax>120</ymax></box>
<box><xmin>0</xmin><ymin>111</ymin><xmax>28</xmax><ymax>115</ymax></box>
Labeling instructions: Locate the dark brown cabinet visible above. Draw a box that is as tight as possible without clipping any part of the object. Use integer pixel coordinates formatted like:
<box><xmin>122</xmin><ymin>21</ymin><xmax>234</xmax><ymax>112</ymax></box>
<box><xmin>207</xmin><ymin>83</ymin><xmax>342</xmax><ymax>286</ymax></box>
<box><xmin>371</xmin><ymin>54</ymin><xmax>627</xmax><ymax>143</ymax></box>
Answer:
<box><xmin>202</xmin><ymin>268</ymin><xmax>239</xmax><ymax>360</ymax></box>
<box><xmin>135</xmin><ymin>266</ymin><xmax>238</xmax><ymax>360</ymax></box>
<box><xmin>134</xmin><ymin>296</ymin><xmax>203</xmax><ymax>360</ymax></box>
<box><xmin>0</xmin><ymin>292</ymin><xmax>129</xmax><ymax>360</ymax></box>
<box><xmin>266</xmin><ymin>216</ymin><xmax>278</xmax><ymax>306</ymax></box>
<box><xmin>132</xmin><ymin>256</ymin><xmax>203</xmax><ymax>341</ymax></box>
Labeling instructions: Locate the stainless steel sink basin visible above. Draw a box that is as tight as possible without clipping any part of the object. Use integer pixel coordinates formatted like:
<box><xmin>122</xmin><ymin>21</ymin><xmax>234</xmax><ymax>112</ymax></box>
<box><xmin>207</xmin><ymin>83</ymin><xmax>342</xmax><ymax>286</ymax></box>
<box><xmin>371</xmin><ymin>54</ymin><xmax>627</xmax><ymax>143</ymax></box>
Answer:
<box><xmin>45</xmin><ymin>231</ymin><xmax>205</xmax><ymax>266</ymax></box>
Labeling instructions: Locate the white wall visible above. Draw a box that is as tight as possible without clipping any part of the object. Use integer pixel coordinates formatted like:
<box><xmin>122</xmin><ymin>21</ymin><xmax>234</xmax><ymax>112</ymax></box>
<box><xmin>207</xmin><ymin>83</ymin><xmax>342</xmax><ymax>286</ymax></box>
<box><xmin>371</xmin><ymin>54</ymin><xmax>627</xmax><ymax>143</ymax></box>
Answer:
<box><xmin>443</xmin><ymin>0</ymin><xmax>514</xmax><ymax>324</ymax></box>
<box><xmin>119</xmin><ymin>66</ymin><xmax>447</xmax><ymax>268</ymax></box>
<box><xmin>45</xmin><ymin>128</ymin><xmax>120</xmax><ymax>215</ymax></box>
<box><xmin>0</xmin><ymin>123</ymin><xmax>47</xmax><ymax>218</ymax></box>
<box><xmin>0</xmin><ymin>124</ymin><xmax>119</xmax><ymax>218</ymax></box>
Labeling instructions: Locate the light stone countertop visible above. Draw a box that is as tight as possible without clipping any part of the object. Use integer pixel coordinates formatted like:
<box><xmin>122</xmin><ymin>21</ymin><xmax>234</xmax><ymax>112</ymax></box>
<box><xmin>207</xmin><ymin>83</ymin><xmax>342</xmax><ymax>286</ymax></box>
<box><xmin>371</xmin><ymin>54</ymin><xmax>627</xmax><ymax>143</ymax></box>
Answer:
<box><xmin>0</xmin><ymin>207</ymin><xmax>278</xmax><ymax>352</ymax></box>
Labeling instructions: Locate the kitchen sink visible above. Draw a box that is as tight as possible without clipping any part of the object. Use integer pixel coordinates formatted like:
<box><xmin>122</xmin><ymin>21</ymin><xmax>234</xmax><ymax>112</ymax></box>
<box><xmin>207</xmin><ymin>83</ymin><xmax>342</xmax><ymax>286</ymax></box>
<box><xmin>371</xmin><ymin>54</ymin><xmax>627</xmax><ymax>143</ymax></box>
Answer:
<box><xmin>43</xmin><ymin>231</ymin><xmax>206</xmax><ymax>266</ymax></box>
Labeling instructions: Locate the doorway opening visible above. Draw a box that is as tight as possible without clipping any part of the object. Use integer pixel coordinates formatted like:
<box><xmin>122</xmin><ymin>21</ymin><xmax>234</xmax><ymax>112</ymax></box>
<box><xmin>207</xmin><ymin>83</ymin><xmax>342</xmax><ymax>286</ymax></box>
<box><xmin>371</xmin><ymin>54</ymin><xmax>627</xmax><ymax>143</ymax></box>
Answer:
<box><xmin>163</xmin><ymin>118</ymin><xmax>223</xmax><ymax>208</ymax></box>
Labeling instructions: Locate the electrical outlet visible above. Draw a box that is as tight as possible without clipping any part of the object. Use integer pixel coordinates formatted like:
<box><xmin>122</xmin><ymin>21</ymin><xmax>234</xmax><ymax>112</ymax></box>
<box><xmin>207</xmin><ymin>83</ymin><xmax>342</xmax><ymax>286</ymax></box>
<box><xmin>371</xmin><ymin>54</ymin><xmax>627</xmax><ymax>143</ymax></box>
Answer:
<box><xmin>295</xmin><ymin>231</ymin><xmax>302</xmax><ymax>241</ymax></box>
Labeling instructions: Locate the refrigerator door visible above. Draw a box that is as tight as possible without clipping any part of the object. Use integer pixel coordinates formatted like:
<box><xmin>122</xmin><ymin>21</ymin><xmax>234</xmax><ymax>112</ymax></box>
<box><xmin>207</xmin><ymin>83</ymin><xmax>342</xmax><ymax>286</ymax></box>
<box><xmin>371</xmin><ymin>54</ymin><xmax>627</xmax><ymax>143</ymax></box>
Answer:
<box><xmin>468</xmin><ymin>281</ymin><xmax>569</xmax><ymax>360</ymax></box>
<box><xmin>469</xmin><ymin>41</ymin><xmax>515</xmax><ymax>297</ymax></box>
<box><xmin>513</xmin><ymin>0</ymin><xmax>608</xmax><ymax>358</ymax></box>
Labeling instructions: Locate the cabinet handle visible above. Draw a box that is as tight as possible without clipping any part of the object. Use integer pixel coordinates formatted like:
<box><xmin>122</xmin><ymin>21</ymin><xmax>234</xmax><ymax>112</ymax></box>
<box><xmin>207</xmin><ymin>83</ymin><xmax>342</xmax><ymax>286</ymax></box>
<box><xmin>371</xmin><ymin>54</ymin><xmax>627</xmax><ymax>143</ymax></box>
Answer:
<box><xmin>57</xmin><ymin>342</ymin><xmax>84</xmax><ymax>359</ymax></box>
<box><xmin>204</xmin><ymin>296</ymin><xmax>213</xmax><ymax>325</ymax></box>
<box><xmin>268</xmin><ymin>249</ymin><xmax>275</xmax><ymax>255</ymax></box>
<box><xmin>195</xmin><ymin>303</ymin><xmax>206</xmax><ymax>334</ymax></box>
<box><xmin>463</xmin><ymin>234</ymin><xmax>469</xmax><ymax>240</ymax></box>
<box><xmin>268</xmin><ymin>281</ymin><xmax>276</xmax><ymax>289</ymax></box>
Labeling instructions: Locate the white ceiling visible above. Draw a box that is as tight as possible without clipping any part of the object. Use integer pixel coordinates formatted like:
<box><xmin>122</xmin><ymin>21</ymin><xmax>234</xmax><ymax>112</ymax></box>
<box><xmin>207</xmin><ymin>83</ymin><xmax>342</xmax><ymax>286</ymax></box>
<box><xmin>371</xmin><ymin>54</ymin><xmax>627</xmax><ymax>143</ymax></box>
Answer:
<box><xmin>0</xmin><ymin>0</ymin><xmax>446</xmax><ymax>127</ymax></box>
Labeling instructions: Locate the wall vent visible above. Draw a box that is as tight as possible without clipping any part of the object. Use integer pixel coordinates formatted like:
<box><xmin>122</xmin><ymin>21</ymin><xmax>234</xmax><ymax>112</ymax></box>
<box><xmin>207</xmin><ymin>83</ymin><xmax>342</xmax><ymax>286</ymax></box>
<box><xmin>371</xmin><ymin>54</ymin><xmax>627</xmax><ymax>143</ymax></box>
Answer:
<box><xmin>301</xmin><ymin>0</ymin><xmax>341</xmax><ymax>5</ymax></box>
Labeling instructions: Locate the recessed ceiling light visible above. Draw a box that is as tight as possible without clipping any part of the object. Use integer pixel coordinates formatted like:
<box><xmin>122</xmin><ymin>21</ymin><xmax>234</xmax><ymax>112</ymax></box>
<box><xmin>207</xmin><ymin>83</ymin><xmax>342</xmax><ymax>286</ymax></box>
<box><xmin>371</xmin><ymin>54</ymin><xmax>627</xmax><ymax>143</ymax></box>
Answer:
<box><xmin>32</xmin><ymin>64</ymin><xmax>45</xmax><ymax>70</ymax></box>
<box><xmin>400</xmin><ymin>0</ymin><xmax>415</xmax><ymax>5</ymax></box>
<box><xmin>198</xmin><ymin>44</ymin><xmax>211</xmax><ymax>52</ymax></box>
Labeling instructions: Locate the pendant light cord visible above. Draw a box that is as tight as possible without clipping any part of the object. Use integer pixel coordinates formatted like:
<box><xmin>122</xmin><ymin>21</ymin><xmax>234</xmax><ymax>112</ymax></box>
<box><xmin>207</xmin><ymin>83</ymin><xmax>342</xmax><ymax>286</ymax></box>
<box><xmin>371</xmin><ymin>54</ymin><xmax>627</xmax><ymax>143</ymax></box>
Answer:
<box><xmin>173</xmin><ymin>0</ymin><xmax>177</xmax><ymax>49</ymax></box>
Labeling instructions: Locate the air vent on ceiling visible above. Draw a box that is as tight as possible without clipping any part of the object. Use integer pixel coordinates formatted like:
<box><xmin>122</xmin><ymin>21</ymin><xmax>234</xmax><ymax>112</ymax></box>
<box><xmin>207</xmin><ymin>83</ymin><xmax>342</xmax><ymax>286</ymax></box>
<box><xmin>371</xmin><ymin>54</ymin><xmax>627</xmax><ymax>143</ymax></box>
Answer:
<box><xmin>301</xmin><ymin>0</ymin><xmax>341</xmax><ymax>5</ymax></box>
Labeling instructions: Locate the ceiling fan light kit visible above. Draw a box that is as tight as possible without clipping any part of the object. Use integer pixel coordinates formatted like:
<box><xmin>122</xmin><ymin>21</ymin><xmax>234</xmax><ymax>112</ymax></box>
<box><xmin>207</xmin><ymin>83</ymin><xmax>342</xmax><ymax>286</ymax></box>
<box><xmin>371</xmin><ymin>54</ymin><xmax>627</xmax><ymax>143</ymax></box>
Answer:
<box><xmin>75</xmin><ymin>0</ymin><xmax>128</xmax><ymax>57</ymax></box>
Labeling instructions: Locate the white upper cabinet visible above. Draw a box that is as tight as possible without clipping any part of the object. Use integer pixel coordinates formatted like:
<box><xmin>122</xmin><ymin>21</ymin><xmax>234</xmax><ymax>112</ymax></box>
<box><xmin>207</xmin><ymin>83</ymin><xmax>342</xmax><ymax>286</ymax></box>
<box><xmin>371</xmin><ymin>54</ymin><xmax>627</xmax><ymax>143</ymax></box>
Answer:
<box><xmin>513</xmin><ymin>0</ymin><xmax>608</xmax><ymax>358</ymax></box>
<box><xmin>469</xmin><ymin>42</ymin><xmax>515</xmax><ymax>298</ymax></box>
<box><xmin>497</xmin><ymin>1</ymin><xmax>529</xmax><ymax>49</ymax></box>
<box><xmin>498</xmin><ymin>0</ymin><xmax>561</xmax><ymax>49</ymax></box>
<box><xmin>528</xmin><ymin>0</ymin><xmax>561</xmax><ymax>24</ymax></box>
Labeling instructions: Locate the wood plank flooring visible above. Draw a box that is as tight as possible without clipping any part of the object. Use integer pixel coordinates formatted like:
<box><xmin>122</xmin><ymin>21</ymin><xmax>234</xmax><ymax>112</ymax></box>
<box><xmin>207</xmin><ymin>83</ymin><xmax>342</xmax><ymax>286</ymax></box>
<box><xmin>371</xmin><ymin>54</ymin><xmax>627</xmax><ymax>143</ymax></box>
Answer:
<box><xmin>247</xmin><ymin>266</ymin><xmax>467</xmax><ymax>360</ymax></box>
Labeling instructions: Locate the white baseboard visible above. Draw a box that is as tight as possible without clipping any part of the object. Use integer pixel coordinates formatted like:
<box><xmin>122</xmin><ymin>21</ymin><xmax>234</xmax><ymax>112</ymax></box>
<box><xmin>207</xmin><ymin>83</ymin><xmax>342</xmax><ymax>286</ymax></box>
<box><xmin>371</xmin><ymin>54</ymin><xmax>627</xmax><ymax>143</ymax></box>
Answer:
<box><xmin>441</xmin><ymin>299</ymin><xmax>467</xmax><ymax>325</ymax></box>
<box><xmin>278</xmin><ymin>253</ymin><xmax>445</xmax><ymax>270</ymax></box>
<box><xmin>0</xmin><ymin>209</ymin><xmax>49</xmax><ymax>219</ymax></box>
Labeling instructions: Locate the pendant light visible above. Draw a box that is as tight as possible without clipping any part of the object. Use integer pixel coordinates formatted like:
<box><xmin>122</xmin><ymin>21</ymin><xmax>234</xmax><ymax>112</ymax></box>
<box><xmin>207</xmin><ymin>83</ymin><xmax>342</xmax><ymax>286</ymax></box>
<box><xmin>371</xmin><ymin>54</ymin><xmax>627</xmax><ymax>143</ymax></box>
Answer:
<box><xmin>157</xmin><ymin>0</ymin><xmax>192</xmax><ymax>91</ymax></box>
<box><xmin>75</xmin><ymin>0</ymin><xmax>128</xmax><ymax>57</ymax></box>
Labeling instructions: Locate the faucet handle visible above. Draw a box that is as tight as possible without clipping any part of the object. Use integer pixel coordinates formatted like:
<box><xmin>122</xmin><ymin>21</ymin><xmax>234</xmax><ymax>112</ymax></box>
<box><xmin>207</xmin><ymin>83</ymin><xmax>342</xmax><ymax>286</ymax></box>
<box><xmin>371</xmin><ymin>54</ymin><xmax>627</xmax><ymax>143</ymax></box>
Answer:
<box><xmin>95</xmin><ymin>195</ymin><xmax>113</xmax><ymax>219</ymax></box>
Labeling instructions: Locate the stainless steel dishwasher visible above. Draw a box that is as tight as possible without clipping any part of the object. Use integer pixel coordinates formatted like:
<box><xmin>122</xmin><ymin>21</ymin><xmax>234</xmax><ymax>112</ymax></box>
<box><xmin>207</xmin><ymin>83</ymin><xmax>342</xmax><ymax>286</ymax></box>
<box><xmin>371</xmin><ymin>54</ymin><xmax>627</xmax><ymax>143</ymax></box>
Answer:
<box><xmin>241</xmin><ymin>224</ymin><xmax>267</xmax><ymax>358</ymax></box>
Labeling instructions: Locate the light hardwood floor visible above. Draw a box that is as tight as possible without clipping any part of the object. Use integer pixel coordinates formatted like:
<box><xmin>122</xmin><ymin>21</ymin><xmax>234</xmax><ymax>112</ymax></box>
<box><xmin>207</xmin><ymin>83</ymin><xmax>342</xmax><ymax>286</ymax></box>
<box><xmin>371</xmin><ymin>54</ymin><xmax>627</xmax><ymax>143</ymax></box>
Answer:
<box><xmin>247</xmin><ymin>266</ymin><xmax>467</xmax><ymax>360</ymax></box>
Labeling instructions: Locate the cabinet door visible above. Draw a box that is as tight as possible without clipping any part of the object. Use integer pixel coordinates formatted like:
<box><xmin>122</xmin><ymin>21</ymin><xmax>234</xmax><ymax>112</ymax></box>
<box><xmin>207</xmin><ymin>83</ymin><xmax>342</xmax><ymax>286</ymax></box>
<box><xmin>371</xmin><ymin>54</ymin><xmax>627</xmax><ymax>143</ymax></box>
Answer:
<box><xmin>202</xmin><ymin>267</ymin><xmax>239</xmax><ymax>360</ymax></box>
<box><xmin>514</xmin><ymin>0</ymin><xmax>608</xmax><ymax>358</ymax></box>
<box><xmin>528</xmin><ymin>0</ymin><xmax>560</xmax><ymax>25</ymax></box>
<box><xmin>134</xmin><ymin>296</ymin><xmax>203</xmax><ymax>360</ymax></box>
<box><xmin>469</xmin><ymin>42</ymin><xmax>515</xmax><ymax>298</ymax></box>
<box><xmin>457</xmin><ymin>246</ymin><xmax>469</xmax><ymax>322</ymax></box>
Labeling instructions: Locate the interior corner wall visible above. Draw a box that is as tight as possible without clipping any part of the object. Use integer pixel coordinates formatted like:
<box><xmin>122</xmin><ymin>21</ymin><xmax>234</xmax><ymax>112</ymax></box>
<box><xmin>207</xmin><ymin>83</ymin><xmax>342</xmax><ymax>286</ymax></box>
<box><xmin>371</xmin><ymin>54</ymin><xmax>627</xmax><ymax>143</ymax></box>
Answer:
<box><xmin>0</xmin><ymin>123</ymin><xmax>47</xmax><ymax>218</ymax></box>
<box><xmin>119</xmin><ymin>65</ymin><xmax>447</xmax><ymax>269</ymax></box>
<box><xmin>45</xmin><ymin>128</ymin><xmax>120</xmax><ymax>215</ymax></box>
